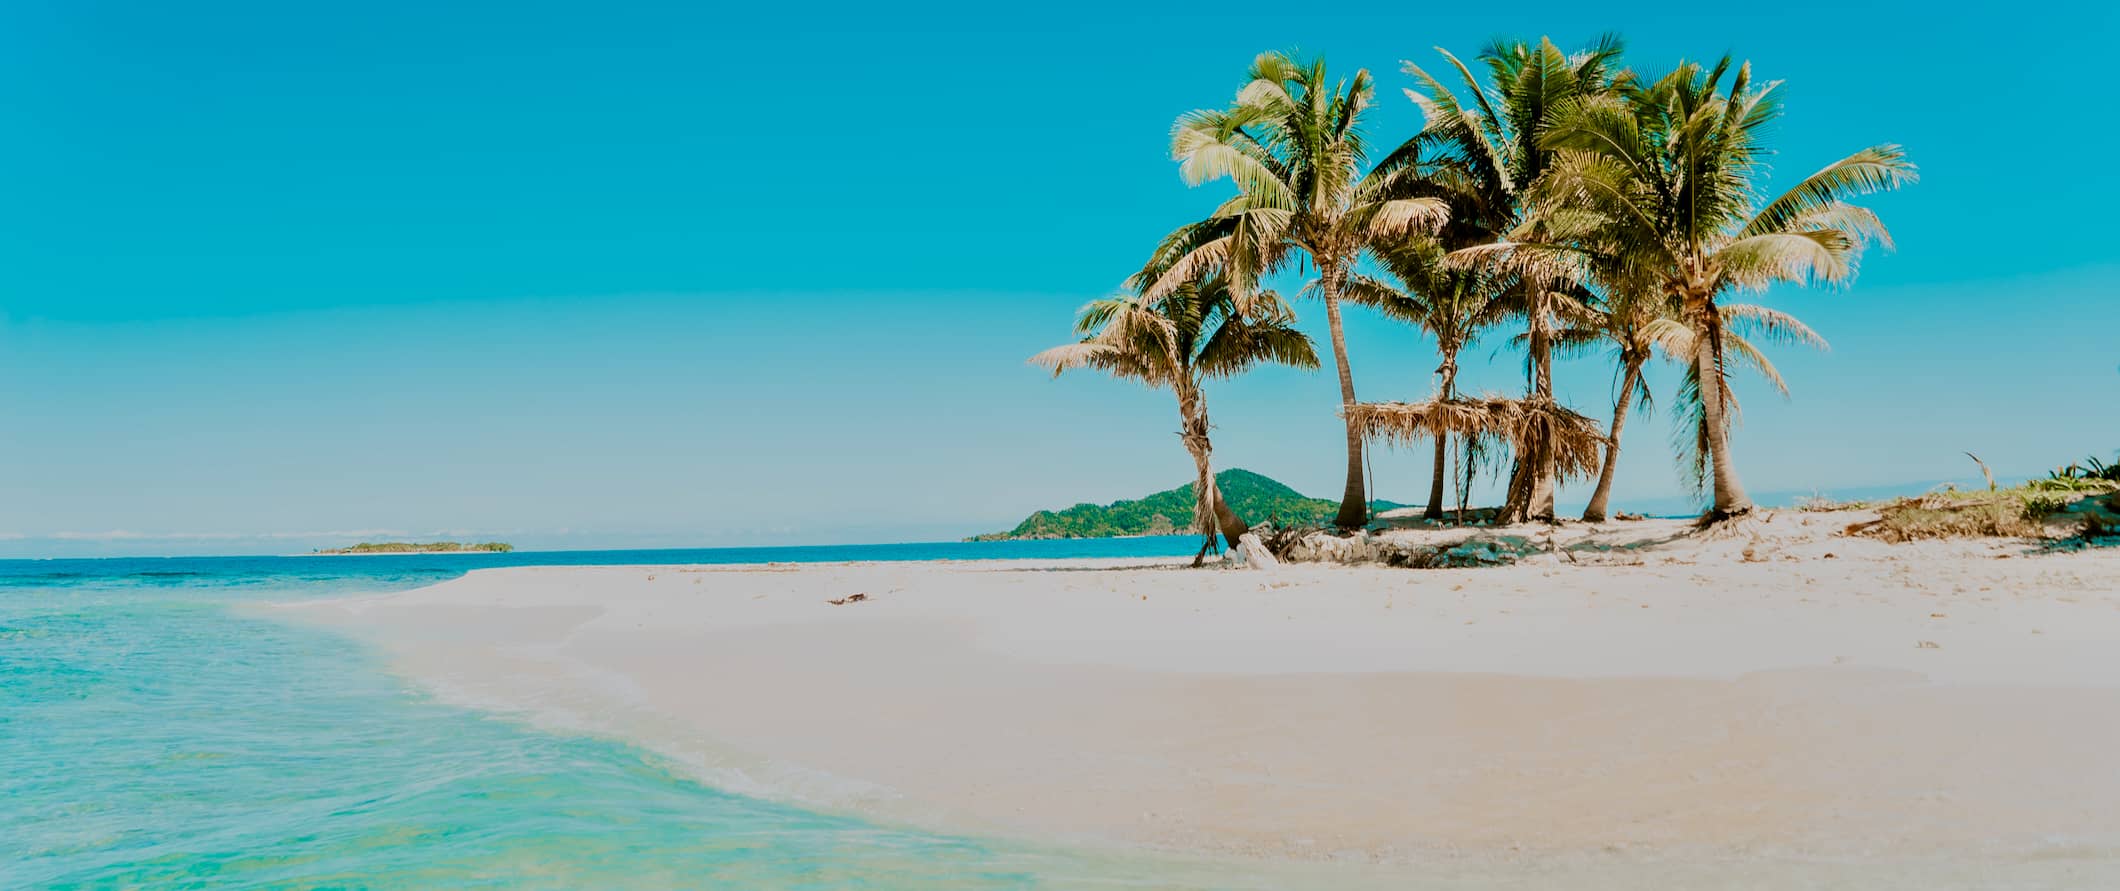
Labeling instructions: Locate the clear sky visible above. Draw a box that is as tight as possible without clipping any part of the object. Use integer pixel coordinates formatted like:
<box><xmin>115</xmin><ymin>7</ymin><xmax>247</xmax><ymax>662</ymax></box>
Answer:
<box><xmin>5</xmin><ymin>0</ymin><xmax>2116</xmax><ymax>556</ymax></box>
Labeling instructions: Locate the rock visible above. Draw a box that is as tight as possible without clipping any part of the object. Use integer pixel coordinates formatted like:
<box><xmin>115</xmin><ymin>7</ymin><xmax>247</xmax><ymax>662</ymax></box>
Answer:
<box><xmin>1295</xmin><ymin>531</ymin><xmax>1376</xmax><ymax>564</ymax></box>
<box><xmin>1237</xmin><ymin>533</ymin><xmax>1279</xmax><ymax>570</ymax></box>
<box><xmin>1432</xmin><ymin>534</ymin><xmax>1540</xmax><ymax>568</ymax></box>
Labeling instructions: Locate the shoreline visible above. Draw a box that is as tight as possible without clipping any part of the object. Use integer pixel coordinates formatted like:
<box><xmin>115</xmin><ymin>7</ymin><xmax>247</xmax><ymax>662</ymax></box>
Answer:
<box><xmin>271</xmin><ymin>514</ymin><xmax>2120</xmax><ymax>884</ymax></box>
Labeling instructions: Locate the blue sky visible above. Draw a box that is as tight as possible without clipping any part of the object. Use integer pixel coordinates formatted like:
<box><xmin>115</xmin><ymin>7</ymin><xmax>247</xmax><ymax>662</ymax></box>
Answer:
<box><xmin>4</xmin><ymin>0</ymin><xmax>2116</xmax><ymax>556</ymax></box>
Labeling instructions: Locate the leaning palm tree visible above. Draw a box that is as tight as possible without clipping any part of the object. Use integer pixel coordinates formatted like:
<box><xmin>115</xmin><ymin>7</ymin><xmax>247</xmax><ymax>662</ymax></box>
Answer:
<box><xmin>1564</xmin><ymin>293</ymin><xmax>1825</xmax><ymax>520</ymax></box>
<box><xmin>1342</xmin><ymin>237</ymin><xmax>1509</xmax><ymax>518</ymax></box>
<box><xmin>1032</xmin><ymin>273</ymin><xmax>1319</xmax><ymax>565</ymax></box>
<box><xmin>1147</xmin><ymin>51</ymin><xmax>1448</xmax><ymax>529</ymax></box>
<box><xmin>1393</xmin><ymin>36</ymin><xmax>1628</xmax><ymax>521</ymax></box>
<box><xmin>1534</xmin><ymin>57</ymin><xmax>1915</xmax><ymax>520</ymax></box>
<box><xmin>1561</xmin><ymin>286</ymin><xmax>1665</xmax><ymax>522</ymax></box>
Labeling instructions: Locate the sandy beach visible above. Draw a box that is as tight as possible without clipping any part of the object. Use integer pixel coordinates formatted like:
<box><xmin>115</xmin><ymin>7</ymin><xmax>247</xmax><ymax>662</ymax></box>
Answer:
<box><xmin>276</xmin><ymin>512</ymin><xmax>2120</xmax><ymax>886</ymax></box>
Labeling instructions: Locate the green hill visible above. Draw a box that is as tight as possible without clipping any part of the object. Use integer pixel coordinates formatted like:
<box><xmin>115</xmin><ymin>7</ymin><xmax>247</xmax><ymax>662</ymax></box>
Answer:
<box><xmin>972</xmin><ymin>469</ymin><xmax>1404</xmax><ymax>540</ymax></box>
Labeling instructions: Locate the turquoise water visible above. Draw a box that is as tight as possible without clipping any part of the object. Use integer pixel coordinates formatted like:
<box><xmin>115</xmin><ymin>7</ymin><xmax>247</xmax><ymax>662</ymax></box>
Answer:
<box><xmin>1</xmin><ymin>539</ymin><xmax>1273</xmax><ymax>890</ymax></box>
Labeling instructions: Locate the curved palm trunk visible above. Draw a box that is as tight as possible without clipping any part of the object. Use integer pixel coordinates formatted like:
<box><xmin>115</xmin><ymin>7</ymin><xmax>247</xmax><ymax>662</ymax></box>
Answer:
<box><xmin>1581</xmin><ymin>359</ymin><xmax>1642</xmax><ymax>522</ymax></box>
<box><xmin>1182</xmin><ymin>444</ymin><xmax>1223</xmax><ymax>567</ymax></box>
<box><xmin>1422</xmin><ymin>353</ymin><xmax>1459</xmax><ymax>520</ymax></box>
<box><xmin>1318</xmin><ymin>259</ymin><xmax>1368</xmax><ymax>530</ymax></box>
<box><xmin>1210</xmin><ymin>481</ymin><xmax>1247</xmax><ymax>546</ymax></box>
<box><xmin>1499</xmin><ymin>460</ymin><xmax>1529</xmax><ymax>521</ymax></box>
<box><xmin>1175</xmin><ymin>381</ymin><xmax>1231</xmax><ymax>567</ymax></box>
<box><xmin>1693</xmin><ymin>296</ymin><xmax>1754</xmax><ymax>520</ymax></box>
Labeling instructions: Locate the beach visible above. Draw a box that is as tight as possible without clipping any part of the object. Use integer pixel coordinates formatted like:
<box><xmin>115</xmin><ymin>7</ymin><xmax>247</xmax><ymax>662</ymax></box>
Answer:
<box><xmin>274</xmin><ymin>511</ymin><xmax>2120</xmax><ymax>886</ymax></box>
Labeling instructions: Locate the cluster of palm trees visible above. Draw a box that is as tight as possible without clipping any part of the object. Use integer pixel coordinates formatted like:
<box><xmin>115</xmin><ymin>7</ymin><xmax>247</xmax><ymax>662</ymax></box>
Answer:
<box><xmin>1038</xmin><ymin>36</ymin><xmax>1913</xmax><ymax>558</ymax></box>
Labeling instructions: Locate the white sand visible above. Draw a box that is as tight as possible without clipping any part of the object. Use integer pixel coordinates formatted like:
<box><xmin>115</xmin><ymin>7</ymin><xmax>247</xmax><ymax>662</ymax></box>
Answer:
<box><xmin>274</xmin><ymin>512</ymin><xmax>2120</xmax><ymax>886</ymax></box>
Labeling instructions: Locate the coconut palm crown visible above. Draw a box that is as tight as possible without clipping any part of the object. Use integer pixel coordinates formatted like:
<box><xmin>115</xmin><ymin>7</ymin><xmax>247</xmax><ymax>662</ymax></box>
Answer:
<box><xmin>1392</xmin><ymin>35</ymin><xmax>1628</xmax><ymax>247</ymax></box>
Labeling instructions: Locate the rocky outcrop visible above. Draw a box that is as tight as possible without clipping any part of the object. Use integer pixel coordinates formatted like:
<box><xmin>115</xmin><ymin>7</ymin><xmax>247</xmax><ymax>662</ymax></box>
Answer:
<box><xmin>1269</xmin><ymin>526</ymin><xmax>1545</xmax><ymax>568</ymax></box>
<box><xmin>1282</xmin><ymin>530</ymin><xmax>1379</xmax><ymax>564</ymax></box>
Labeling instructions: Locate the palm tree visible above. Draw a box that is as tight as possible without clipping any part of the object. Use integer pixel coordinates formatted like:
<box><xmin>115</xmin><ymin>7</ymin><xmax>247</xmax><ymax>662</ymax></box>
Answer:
<box><xmin>1148</xmin><ymin>51</ymin><xmax>1448</xmax><ymax>529</ymax></box>
<box><xmin>1563</xmin><ymin>287</ymin><xmax>1664</xmax><ymax>522</ymax></box>
<box><xmin>1564</xmin><ymin>293</ymin><xmax>1823</xmax><ymax>521</ymax></box>
<box><xmin>1534</xmin><ymin>57</ymin><xmax>1915</xmax><ymax>520</ymax></box>
<box><xmin>1342</xmin><ymin>237</ymin><xmax>1508</xmax><ymax>518</ymax></box>
<box><xmin>1395</xmin><ymin>36</ymin><xmax>1628</xmax><ymax>521</ymax></box>
<box><xmin>1032</xmin><ymin>273</ymin><xmax>1319</xmax><ymax>565</ymax></box>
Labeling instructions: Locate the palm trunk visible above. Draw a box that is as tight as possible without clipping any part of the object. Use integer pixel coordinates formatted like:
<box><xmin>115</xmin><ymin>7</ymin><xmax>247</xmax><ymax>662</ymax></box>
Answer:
<box><xmin>1210</xmin><ymin>480</ymin><xmax>1247</xmax><ymax>547</ymax></box>
<box><xmin>1175</xmin><ymin>381</ymin><xmax>1225</xmax><ymax>566</ymax></box>
<box><xmin>1496</xmin><ymin>461</ymin><xmax>1522</xmax><ymax>522</ymax></box>
<box><xmin>1457</xmin><ymin>437</ymin><xmax>1475</xmax><ymax>522</ymax></box>
<box><xmin>1694</xmin><ymin>296</ymin><xmax>1754</xmax><ymax>520</ymax></box>
<box><xmin>1422</xmin><ymin>353</ymin><xmax>1459</xmax><ymax>520</ymax></box>
<box><xmin>1522</xmin><ymin>290</ymin><xmax>1557</xmax><ymax>523</ymax></box>
<box><xmin>1318</xmin><ymin>257</ymin><xmax>1368</xmax><ymax>530</ymax></box>
<box><xmin>1424</xmin><ymin>435</ymin><xmax>1448</xmax><ymax>520</ymax></box>
<box><xmin>1581</xmin><ymin>359</ymin><xmax>1641</xmax><ymax>523</ymax></box>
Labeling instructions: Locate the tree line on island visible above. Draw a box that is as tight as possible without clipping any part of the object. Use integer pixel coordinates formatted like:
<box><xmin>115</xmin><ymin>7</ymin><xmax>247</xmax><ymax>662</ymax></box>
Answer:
<box><xmin>1034</xmin><ymin>36</ymin><xmax>1915</xmax><ymax>563</ymax></box>
<box><xmin>972</xmin><ymin>468</ymin><xmax>1406</xmax><ymax>541</ymax></box>
<box><xmin>315</xmin><ymin>541</ymin><xmax>514</xmax><ymax>555</ymax></box>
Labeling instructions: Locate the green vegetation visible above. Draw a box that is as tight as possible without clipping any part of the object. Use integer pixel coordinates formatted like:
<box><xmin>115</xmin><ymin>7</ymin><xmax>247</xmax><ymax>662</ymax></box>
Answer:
<box><xmin>317</xmin><ymin>541</ymin><xmax>514</xmax><ymax>555</ymax></box>
<box><xmin>1848</xmin><ymin>452</ymin><xmax>2119</xmax><ymax>542</ymax></box>
<box><xmin>974</xmin><ymin>470</ymin><xmax>1404</xmax><ymax>541</ymax></box>
<box><xmin>2042</xmin><ymin>453</ymin><xmax>2120</xmax><ymax>488</ymax></box>
<box><xmin>1792</xmin><ymin>495</ymin><xmax>1874</xmax><ymax>513</ymax></box>
<box><xmin>1041</xmin><ymin>36</ymin><xmax>1916</xmax><ymax>560</ymax></box>
<box><xmin>1848</xmin><ymin>488</ymin><xmax>2100</xmax><ymax>543</ymax></box>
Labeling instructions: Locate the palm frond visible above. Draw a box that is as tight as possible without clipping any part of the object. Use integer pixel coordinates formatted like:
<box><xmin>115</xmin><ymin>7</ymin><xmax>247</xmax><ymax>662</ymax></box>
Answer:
<box><xmin>1719</xmin><ymin>303</ymin><xmax>1828</xmax><ymax>351</ymax></box>
<box><xmin>1347</xmin><ymin>395</ymin><xmax>1604</xmax><ymax>481</ymax></box>
<box><xmin>1719</xmin><ymin>230</ymin><xmax>1857</xmax><ymax>289</ymax></box>
<box><xmin>1739</xmin><ymin>145</ymin><xmax>1917</xmax><ymax>239</ymax></box>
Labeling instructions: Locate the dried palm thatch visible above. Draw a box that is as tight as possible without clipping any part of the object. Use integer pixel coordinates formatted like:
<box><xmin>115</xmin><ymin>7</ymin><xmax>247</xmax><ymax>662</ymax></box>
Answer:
<box><xmin>1346</xmin><ymin>395</ymin><xmax>1605</xmax><ymax>482</ymax></box>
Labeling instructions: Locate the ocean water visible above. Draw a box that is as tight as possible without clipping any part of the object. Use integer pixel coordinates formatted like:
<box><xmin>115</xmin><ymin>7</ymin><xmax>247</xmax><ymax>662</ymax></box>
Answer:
<box><xmin>0</xmin><ymin>538</ymin><xmax>1288</xmax><ymax>891</ymax></box>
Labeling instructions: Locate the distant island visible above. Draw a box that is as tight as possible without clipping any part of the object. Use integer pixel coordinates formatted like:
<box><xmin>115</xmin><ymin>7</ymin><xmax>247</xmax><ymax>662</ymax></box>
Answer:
<box><xmin>315</xmin><ymin>541</ymin><xmax>514</xmax><ymax>555</ymax></box>
<box><xmin>971</xmin><ymin>469</ymin><xmax>1404</xmax><ymax>540</ymax></box>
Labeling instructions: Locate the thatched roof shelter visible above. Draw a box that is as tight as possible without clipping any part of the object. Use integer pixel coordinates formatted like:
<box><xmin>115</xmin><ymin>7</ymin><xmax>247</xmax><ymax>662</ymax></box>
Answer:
<box><xmin>1345</xmin><ymin>395</ymin><xmax>1606</xmax><ymax>481</ymax></box>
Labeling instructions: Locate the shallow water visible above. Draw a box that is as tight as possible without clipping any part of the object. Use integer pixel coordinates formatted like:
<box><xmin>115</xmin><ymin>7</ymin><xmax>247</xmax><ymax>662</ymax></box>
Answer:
<box><xmin>15</xmin><ymin>544</ymin><xmax>2112</xmax><ymax>890</ymax></box>
<box><xmin>2</xmin><ymin>541</ymin><xmax>1302</xmax><ymax>890</ymax></box>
